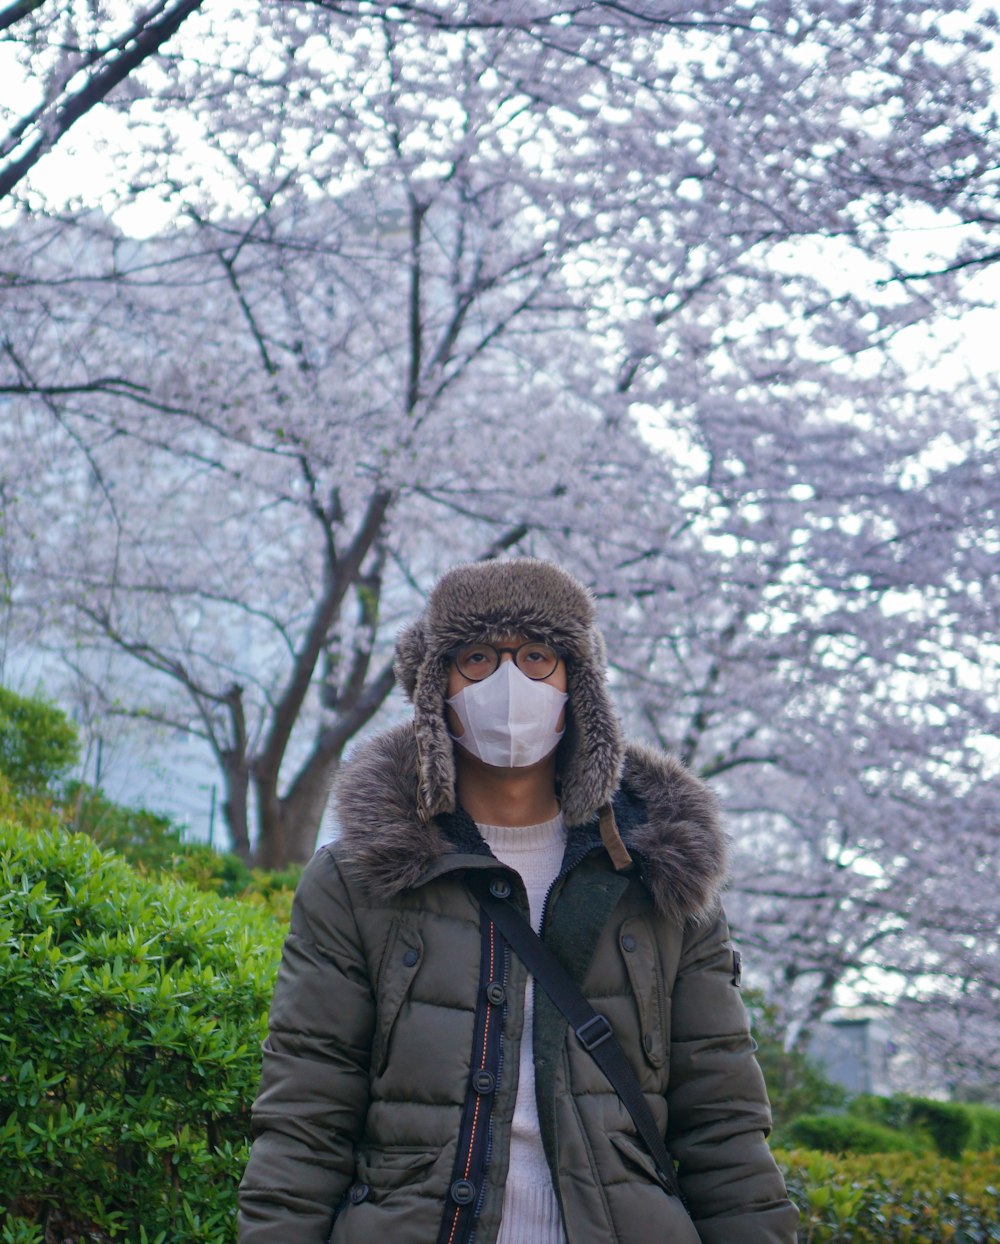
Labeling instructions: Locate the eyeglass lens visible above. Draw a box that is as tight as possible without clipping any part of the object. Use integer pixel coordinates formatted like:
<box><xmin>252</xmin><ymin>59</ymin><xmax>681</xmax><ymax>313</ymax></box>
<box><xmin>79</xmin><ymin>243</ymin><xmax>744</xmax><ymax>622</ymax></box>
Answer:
<box><xmin>455</xmin><ymin>642</ymin><xmax>559</xmax><ymax>681</ymax></box>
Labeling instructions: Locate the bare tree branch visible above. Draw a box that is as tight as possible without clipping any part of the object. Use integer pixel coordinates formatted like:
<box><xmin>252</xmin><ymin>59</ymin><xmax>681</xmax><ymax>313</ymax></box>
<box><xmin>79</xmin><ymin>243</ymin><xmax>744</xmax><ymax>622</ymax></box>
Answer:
<box><xmin>0</xmin><ymin>0</ymin><xmax>207</xmax><ymax>200</ymax></box>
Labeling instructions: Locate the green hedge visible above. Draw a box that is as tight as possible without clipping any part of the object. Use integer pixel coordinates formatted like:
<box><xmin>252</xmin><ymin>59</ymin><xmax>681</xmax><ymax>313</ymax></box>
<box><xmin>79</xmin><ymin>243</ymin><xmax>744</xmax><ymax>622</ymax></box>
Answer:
<box><xmin>0</xmin><ymin>765</ymin><xmax>299</xmax><ymax>926</ymax></box>
<box><xmin>777</xmin><ymin>1148</ymin><xmax>1000</xmax><ymax>1243</ymax></box>
<box><xmin>62</xmin><ymin>781</ymin><xmax>189</xmax><ymax>874</ymax></box>
<box><xmin>784</xmin><ymin>1095</ymin><xmax>1000</xmax><ymax>1162</ymax></box>
<box><xmin>0</xmin><ymin>688</ymin><xmax>302</xmax><ymax>913</ymax></box>
<box><xmin>848</xmin><ymin>1095</ymin><xmax>1000</xmax><ymax>1161</ymax></box>
<box><xmin>777</xmin><ymin>1112</ymin><xmax>928</xmax><ymax>1156</ymax></box>
<box><xmin>0</xmin><ymin>825</ymin><xmax>284</xmax><ymax>1243</ymax></box>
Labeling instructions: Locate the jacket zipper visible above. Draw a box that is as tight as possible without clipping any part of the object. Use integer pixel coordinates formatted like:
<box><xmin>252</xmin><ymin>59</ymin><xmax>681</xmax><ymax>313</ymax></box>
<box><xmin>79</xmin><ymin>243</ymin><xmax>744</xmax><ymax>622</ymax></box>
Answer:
<box><xmin>436</xmin><ymin>910</ymin><xmax>508</xmax><ymax>1244</ymax></box>
<box><xmin>468</xmin><ymin>940</ymin><xmax>508</xmax><ymax>1244</ymax></box>
<box><xmin>444</xmin><ymin>845</ymin><xmax>598</xmax><ymax>1244</ymax></box>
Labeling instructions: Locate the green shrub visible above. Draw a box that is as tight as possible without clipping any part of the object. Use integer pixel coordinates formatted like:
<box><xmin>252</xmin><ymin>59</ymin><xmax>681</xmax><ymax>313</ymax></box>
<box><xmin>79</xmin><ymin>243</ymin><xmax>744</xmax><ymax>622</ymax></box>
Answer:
<box><xmin>0</xmin><ymin>687</ymin><xmax>79</xmax><ymax>796</ymax></box>
<box><xmin>0</xmin><ymin>824</ymin><xmax>284</xmax><ymax>1243</ymax></box>
<box><xmin>167</xmin><ymin>841</ymin><xmax>254</xmax><ymax>895</ymax></box>
<box><xmin>34</xmin><ymin>770</ymin><xmax>298</xmax><ymax>922</ymax></box>
<box><xmin>0</xmin><ymin>773</ymin><xmax>58</xmax><ymax>833</ymax></box>
<box><xmin>0</xmin><ymin>691</ymin><xmax>300</xmax><ymax>917</ymax></box>
<box><xmin>61</xmin><ymin>782</ymin><xmax>300</xmax><ymax>917</ymax></box>
<box><xmin>847</xmin><ymin>1094</ymin><xmax>1000</xmax><ymax>1159</ymax></box>
<box><xmin>847</xmin><ymin>1093</ymin><xmax>916</xmax><ymax>1133</ymax></box>
<box><xmin>168</xmin><ymin>844</ymin><xmax>299</xmax><ymax>923</ymax></box>
<box><xmin>777</xmin><ymin>1147</ymin><xmax>1000</xmax><ymax>1243</ymax></box>
<box><xmin>909</xmin><ymin>1099</ymin><xmax>974</xmax><ymax>1161</ymax></box>
<box><xmin>63</xmin><ymin>780</ymin><xmax>187</xmax><ymax>872</ymax></box>
<box><xmin>966</xmin><ymin>1103</ymin><xmax>1000</xmax><ymax>1151</ymax></box>
<box><xmin>777</xmin><ymin>1112</ymin><xmax>928</xmax><ymax>1156</ymax></box>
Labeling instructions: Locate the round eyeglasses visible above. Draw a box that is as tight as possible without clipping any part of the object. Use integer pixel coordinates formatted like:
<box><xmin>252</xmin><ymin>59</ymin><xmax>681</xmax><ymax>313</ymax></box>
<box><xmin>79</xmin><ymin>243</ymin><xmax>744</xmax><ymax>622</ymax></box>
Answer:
<box><xmin>449</xmin><ymin>641</ymin><xmax>563</xmax><ymax>682</ymax></box>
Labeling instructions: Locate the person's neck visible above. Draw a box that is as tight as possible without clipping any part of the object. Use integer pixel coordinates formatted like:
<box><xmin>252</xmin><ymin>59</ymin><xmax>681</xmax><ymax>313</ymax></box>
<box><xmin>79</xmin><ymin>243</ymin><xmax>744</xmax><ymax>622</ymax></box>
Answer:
<box><xmin>455</xmin><ymin>751</ymin><xmax>560</xmax><ymax>828</ymax></box>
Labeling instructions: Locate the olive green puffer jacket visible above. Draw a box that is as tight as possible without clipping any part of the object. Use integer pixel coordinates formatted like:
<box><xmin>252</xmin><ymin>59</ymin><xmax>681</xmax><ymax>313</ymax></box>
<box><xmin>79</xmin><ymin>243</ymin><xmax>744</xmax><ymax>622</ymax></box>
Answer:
<box><xmin>238</xmin><ymin>726</ymin><xmax>797</xmax><ymax>1244</ymax></box>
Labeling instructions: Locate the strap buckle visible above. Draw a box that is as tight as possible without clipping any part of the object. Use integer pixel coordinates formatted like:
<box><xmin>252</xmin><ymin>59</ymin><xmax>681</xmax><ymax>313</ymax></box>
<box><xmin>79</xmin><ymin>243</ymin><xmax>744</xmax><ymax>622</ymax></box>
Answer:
<box><xmin>575</xmin><ymin>1013</ymin><xmax>613</xmax><ymax>1051</ymax></box>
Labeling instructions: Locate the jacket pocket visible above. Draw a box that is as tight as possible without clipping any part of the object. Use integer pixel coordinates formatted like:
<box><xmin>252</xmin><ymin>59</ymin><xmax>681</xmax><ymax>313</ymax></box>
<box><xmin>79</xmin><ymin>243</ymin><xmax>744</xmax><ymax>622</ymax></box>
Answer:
<box><xmin>356</xmin><ymin>1146</ymin><xmax>437</xmax><ymax>1193</ymax></box>
<box><xmin>371</xmin><ymin>923</ymin><xmax>424</xmax><ymax>1076</ymax></box>
<box><xmin>610</xmin><ymin>1130</ymin><xmax>672</xmax><ymax>1187</ymax></box>
<box><xmin>618</xmin><ymin>917</ymin><xmax>666</xmax><ymax>1068</ymax></box>
<box><xmin>610</xmin><ymin>1134</ymin><xmax>701</xmax><ymax>1242</ymax></box>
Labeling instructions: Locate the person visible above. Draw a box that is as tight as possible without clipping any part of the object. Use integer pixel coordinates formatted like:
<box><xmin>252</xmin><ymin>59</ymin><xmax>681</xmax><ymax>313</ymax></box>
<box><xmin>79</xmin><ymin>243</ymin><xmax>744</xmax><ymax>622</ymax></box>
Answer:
<box><xmin>238</xmin><ymin>558</ymin><xmax>798</xmax><ymax>1244</ymax></box>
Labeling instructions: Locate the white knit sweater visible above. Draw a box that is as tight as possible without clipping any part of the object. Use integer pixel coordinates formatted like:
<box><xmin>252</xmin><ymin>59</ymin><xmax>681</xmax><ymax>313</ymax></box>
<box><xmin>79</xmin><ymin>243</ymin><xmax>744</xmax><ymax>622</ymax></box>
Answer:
<box><xmin>476</xmin><ymin>813</ymin><xmax>568</xmax><ymax>1244</ymax></box>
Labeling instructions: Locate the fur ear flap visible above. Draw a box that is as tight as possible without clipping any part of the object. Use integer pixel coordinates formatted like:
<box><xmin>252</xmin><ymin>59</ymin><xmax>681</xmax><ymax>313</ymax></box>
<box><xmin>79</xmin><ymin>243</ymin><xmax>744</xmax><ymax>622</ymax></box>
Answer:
<box><xmin>393</xmin><ymin>620</ymin><xmax>426</xmax><ymax>701</ymax></box>
<box><xmin>557</xmin><ymin>628</ymin><xmax>623</xmax><ymax>824</ymax></box>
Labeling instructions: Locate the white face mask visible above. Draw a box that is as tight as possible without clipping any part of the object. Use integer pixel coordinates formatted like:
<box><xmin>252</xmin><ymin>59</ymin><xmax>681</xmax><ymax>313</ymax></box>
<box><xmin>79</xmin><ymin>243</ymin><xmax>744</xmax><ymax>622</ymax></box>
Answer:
<box><xmin>447</xmin><ymin>660</ymin><xmax>568</xmax><ymax>769</ymax></box>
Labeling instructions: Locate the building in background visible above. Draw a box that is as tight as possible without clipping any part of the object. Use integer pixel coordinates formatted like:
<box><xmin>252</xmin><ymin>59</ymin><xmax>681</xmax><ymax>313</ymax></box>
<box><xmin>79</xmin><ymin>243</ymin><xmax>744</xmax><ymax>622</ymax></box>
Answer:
<box><xmin>809</xmin><ymin>1009</ymin><xmax>896</xmax><ymax>1096</ymax></box>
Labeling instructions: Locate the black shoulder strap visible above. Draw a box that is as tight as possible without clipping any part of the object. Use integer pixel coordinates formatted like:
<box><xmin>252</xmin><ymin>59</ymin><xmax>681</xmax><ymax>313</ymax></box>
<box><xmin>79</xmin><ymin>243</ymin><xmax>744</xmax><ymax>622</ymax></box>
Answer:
<box><xmin>478</xmin><ymin>886</ymin><xmax>685</xmax><ymax>1204</ymax></box>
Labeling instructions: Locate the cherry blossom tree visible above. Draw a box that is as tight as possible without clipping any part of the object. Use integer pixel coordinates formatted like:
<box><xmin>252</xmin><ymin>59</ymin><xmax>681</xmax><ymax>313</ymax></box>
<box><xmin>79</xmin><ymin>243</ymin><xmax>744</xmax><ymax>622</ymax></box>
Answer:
<box><xmin>2</xmin><ymin>1</ymin><xmax>998</xmax><ymax>1064</ymax></box>
<box><xmin>0</xmin><ymin>0</ymin><xmax>210</xmax><ymax>202</ymax></box>
<box><xmin>1</xmin><ymin>175</ymin><xmax>685</xmax><ymax>866</ymax></box>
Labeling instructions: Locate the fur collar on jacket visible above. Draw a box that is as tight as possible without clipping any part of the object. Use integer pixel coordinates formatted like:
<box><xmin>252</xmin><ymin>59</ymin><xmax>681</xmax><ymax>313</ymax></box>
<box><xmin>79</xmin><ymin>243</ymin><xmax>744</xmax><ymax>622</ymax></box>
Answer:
<box><xmin>332</xmin><ymin>724</ymin><xmax>729</xmax><ymax>926</ymax></box>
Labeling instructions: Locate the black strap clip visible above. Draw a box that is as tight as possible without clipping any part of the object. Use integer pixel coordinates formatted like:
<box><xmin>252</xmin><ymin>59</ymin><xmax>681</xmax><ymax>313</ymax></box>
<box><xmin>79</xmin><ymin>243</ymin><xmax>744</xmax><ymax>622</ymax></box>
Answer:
<box><xmin>575</xmin><ymin>1013</ymin><xmax>613</xmax><ymax>1051</ymax></box>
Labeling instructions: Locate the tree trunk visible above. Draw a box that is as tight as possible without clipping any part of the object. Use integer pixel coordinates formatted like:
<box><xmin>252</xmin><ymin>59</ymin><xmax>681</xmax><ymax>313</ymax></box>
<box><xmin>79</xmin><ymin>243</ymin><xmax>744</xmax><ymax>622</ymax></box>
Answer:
<box><xmin>253</xmin><ymin>755</ymin><xmax>342</xmax><ymax>869</ymax></box>
<box><xmin>220</xmin><ymin>755</ymin><xmax>252</xmax><ymax>862</ymax></box>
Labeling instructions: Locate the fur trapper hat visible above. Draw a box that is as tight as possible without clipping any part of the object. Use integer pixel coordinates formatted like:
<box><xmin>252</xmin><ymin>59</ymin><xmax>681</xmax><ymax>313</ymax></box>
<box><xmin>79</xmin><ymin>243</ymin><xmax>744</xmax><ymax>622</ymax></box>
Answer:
<box><xmin>394</xmin><ymin>558</ymin><xmax>625</xmax><ymax>825</ymax></box>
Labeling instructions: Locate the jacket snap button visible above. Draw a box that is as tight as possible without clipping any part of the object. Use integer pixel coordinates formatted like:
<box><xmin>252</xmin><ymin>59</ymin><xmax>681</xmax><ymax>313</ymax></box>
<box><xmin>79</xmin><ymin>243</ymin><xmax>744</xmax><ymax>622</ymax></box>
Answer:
<box><xmin>472</xmin><ymin>1069</ymin><xmax>496</xmax><ymax>1094</ymax></box>
<box><xmin>489</xmin><ymin>877</ymin><xmax>512</xmax><ymax>899</ymax></box>
<box><xmin>402</xmin><ymin>948</ymin><xmax>420</xmax><ymax>967</ymax></box>
<box><xmin>621</xmin><ymin>933</ymin><xmax>637</xmax><ymax>952</ymax></box>
<box><xmin>349</xmin><ymin>1183</ymin><xmax>369</xmax><ymax>1204</ymax></box>
<box><xmin>450</xmin><ymin>1178</ymin><xmax>476</xmax><ymax>1205</ymax></box>
<box><xmin>485</xmin><ymin>981</ymin><xmax>506</xmax><ymax>1005</ymax></box>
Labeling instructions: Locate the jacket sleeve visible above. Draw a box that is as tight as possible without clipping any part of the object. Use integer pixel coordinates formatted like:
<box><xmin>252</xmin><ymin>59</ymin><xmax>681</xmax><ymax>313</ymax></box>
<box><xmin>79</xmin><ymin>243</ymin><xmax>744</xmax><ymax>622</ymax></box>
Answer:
<box><xmin>664</xmin><ymin>906</ymin><xmax>798</xmax><ymax>1244</ymax></box>
<box><xmin>238</xmin><ymin>848</ymin><xmax>374</xmax><ymax>1243</ymax></box>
